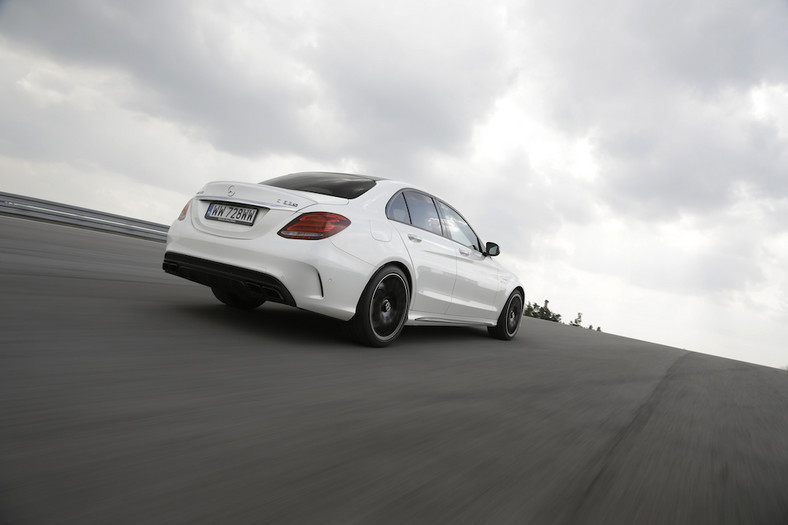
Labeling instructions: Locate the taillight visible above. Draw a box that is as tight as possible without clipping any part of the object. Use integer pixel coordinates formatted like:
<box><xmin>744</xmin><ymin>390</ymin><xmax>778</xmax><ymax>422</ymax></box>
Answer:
<box><xmin>277</xmin><ymin>212</ymin><xmax>351</xmax><ymax>240</ymax></box>
<box><xmin>178</xmin><ymin>200</ymin><xmax>191</xmax><ymax>221</ymax></box>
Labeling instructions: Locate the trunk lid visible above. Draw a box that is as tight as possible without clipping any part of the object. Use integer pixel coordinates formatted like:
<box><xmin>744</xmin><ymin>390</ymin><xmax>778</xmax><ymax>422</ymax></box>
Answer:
<box><xmin>189</xmin><ymin>181</ymin><xmax>348</xmax><ymax>239</ymax></box>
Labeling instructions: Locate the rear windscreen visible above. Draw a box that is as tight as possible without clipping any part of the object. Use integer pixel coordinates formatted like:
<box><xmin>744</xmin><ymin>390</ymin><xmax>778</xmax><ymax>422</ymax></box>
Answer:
<box><xmin>262</xmin><ymin>172</ymin><xmax>379</xmax><ymax>199</ymax></box>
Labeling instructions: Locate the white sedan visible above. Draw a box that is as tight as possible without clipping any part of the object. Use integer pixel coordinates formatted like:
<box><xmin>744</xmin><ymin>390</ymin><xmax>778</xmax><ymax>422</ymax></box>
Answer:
<box><xmin>163</xmin><ymin>172</ymin><xmax>524</xmax><ymax>346</ymax></box>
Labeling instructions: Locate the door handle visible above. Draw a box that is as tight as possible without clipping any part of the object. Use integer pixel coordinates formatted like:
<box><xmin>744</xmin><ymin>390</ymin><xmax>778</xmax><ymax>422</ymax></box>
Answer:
<box><xmin>459</xmin><ymin>247</ymin><xmax>471</xmax><ymax>256</ymax></box>
<box><xmin>407</xmin><ymin>234</ymin><xmax>422</xmax><ymax>243</ymax></box>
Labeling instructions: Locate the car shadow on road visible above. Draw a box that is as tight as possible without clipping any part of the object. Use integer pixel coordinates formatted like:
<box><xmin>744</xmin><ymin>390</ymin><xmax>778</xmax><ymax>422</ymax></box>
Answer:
<box><xmin>171</xmin><ymin>301</ymin><xmax>492</xmax><ymax>350</ymax></box>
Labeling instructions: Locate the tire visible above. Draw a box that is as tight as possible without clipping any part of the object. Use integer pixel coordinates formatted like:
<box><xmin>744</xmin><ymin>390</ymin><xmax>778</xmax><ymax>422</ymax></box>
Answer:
<box><xmin>488</xmin><ymin>290</ymin><xmax>524</xmax><ymax>340</ymax></box>
<box><xmin>352</xmin><ymin>265</ymin><xmax>410</xmax><ymax>347</ymax></box>
<box><xmin>211</xmin><ymin>286</ymin><xmax>265</xmax><ymax>310</ymax></box>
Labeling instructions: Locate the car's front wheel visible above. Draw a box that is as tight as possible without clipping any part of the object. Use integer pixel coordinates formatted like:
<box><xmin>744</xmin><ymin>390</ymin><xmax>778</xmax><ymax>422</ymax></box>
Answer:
<box><xmin>211</xmin><ymin>286</ymin><xmax>265</xmax><ymax>310</ymax></box>
<box><xmin>352</xmin><ymin>265</ymin><xmax>410</xmax><ymax>347</ymax></box>
<box><xmin>488</xmin><ymin>290</ymin><xmax>524</xmax><ymax>340</ymax></box>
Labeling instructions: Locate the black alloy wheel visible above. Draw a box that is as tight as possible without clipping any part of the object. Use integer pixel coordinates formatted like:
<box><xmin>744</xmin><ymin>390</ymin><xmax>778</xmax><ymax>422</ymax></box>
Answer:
<box><xmin>353</xmin><ymin>266</ymin><xmax>410</xmax><ymax>347</ymax></box>
<box><xmin>489</xmin><ymin>290</ymin><xmax>524</xmax><ymax>340</ymax></box>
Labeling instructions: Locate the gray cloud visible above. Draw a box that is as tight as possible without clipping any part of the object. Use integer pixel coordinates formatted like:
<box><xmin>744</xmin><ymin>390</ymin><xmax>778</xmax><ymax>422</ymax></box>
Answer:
<box><xmin>596</xmin><ymin>98</ymin><xmax>788</xmax><ymax>220</ymax></box>
<box><xmin>0</xmin><ymin>0</ymin><xmax>511</xmax><ymax>170</ymax></box>
<box><xmin>304</xmin><ymin>1</ymin><xmax>510</xmax><ymax>165</ymax></box>
<box><xmin>0</xmin><ymin>1</ymin><xmax>321</xmax><ymax>157</ymax></box>
<box><xmin>506</xmin><ymin>0</ymin><xmax>788</xmax><ymax>222</ymax></box>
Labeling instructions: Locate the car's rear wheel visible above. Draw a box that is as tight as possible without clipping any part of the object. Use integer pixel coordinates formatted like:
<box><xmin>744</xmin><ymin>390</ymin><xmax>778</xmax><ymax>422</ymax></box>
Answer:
<box><xmin>352</xmin><ymin>265</ymin><xmax>410</xmax><ymax>347</ymax></box>
<box><xmin>488</xmin><ymin>290</ymin><xmax>524</xmax><ymax>340</ymax></box>
<box><xmin>211</xmin><ymin>286</ymin><xmax>265</xmax><ymax>310</ymax></box>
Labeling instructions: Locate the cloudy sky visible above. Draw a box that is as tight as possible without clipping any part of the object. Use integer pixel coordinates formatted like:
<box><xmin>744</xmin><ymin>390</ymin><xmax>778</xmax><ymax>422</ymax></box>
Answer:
<box><xmin>2</xmin><ymin>0</ymin><xmax>787</xmax><ymax>368</ymax></box>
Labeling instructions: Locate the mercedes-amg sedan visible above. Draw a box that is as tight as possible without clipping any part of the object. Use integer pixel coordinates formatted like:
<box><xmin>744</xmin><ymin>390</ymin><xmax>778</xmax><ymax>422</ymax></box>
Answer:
<box><xmin>163</xmin><ymin>172</ymin><xmax>524</xmax><ymax>346</ymax></box>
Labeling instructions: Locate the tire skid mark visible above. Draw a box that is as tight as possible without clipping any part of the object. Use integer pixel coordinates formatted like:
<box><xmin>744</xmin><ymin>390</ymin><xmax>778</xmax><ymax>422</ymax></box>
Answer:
<box><xmin>551</xmin><ymin>351</ymin><xmax>690</xmax><ymax>524</ymax></box>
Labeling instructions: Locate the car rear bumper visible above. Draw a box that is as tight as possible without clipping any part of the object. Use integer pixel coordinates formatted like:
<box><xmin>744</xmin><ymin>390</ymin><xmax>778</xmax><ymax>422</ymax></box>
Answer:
<box><xmin>163</xmin><ymin>215</ymin><xmax>381</xmax><ymax>321</ymax></box>
<box><xmin>163</xmin><ymin>252</ymin><xmax>297</xmax><ymax>306</ymax></box>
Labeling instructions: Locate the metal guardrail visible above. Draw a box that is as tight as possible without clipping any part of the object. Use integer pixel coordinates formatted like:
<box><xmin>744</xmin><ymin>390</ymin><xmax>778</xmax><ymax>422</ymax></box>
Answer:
<box><xmin>0</xmin><ymin>191</ymin><xmax>169</xmax><ymax>241</ymax></box>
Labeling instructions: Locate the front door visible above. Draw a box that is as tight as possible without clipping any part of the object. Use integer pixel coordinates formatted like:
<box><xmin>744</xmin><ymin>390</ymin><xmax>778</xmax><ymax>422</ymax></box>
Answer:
<box><xmin>435</xmin><ymin>200</ymin><xmax>502</xmax><ymax>321</ymax></box>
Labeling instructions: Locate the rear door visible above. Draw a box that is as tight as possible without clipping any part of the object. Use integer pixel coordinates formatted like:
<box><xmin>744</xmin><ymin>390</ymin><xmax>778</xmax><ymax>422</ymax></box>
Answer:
<box><xmin>387</xmin><ymin>191</ymin><xmax>457</xmax><ymax>315</ymax></box>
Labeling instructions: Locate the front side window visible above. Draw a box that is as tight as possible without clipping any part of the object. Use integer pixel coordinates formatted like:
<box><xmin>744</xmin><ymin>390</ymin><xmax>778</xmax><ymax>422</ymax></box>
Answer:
<box><xmin>437</xmin><ymin>201</ymin><xmax>481</xmax><ymax>251</ymax></box>
<box><xmin>402</xmin><ymin>191</ymin><xmax>442</xmax><ymax>235</ymax></box>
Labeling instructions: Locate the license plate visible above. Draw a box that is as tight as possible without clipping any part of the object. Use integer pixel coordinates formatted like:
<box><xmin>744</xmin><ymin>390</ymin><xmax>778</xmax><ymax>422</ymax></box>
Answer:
<box><xmin>205</xmin><ymin>202</ymin><xmax>258</xmax><ymax>225</ymax></box>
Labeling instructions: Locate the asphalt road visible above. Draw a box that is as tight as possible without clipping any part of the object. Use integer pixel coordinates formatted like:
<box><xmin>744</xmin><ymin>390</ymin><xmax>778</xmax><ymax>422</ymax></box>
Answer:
<box><xmin>1</xmin><ymin>214</ymin><xmax>787</xmax><ymax>524</ymax></box>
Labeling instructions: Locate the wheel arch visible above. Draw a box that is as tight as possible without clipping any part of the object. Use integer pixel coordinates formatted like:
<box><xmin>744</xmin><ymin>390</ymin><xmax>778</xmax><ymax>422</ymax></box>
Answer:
<box><xmin>500</xmin><ymin>284</ymin><xmax>525</xmax><ymax>313</ymax></box>
<box><xmin>353</xmin><ymin>258</ymin><xmax>414</xmax><ymax>317</ymax></box>
<box><xmin>383</xmin><ymin>260</ymin><xmax>413</xmax><ymax>296</ymax></box>
<box><xmin>370</xmin><ymin>256</ymin><xmax>414</xmax><ymax>294</ymax></box>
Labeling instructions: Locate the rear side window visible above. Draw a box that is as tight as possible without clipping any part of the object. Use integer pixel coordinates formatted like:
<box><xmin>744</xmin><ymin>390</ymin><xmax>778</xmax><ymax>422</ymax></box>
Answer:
<box><xmin>262</xmin><ymin>172</ymin><xmax>378</xmax><ymax>199</ymax></box>
<box><xmin>402</xmin><ymin>191</ymin><xmax>442</xmax><ymax>236</ymax></box>
<box><xmin>386</xmin><ymin>192</ymin><xmax>411</xmax><ymax>224</ymax></box>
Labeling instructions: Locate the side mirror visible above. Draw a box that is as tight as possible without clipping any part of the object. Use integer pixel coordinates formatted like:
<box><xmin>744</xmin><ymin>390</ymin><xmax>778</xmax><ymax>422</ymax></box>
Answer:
<box><xmin>485</xmin><ymin>242</ymin><xmax>500</xmax><ymax>257</ymax></box>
